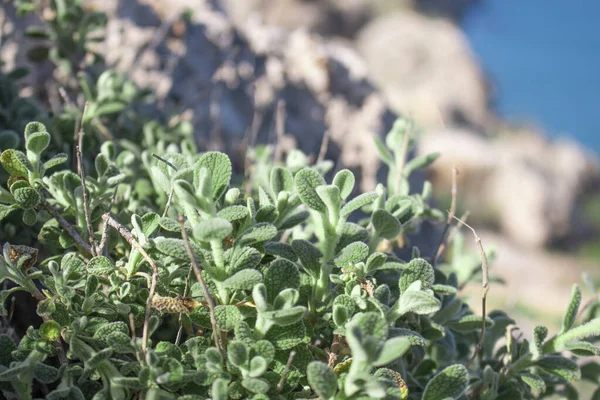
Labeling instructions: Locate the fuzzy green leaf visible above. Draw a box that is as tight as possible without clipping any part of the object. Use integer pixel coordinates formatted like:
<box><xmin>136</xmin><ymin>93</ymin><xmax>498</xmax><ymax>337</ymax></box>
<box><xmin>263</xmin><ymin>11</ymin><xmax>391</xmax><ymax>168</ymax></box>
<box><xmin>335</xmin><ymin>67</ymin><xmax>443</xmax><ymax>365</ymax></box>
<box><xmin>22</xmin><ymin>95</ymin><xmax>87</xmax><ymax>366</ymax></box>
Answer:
<box><xmin>372</xmin><ymin>209</ymin><xmax>401</xmax><ymax>239</ymax></box>
<box><xmin>218</xmin><ymin>205</ymin><xmax>250</xmax><ymax>222</ymax></box>
<box><xmin>560</xmin><ymin>284</ymin><xmax>582</xmax><ymax>334</ymax></box>
<box><xmin>374</xmin><ymin>336</ymin><xmax>412</xmax><ymax>366</ymax></box>
<box><xmin>12</xmin><ymin>187</ymin><xmax>40</xmax><ymax>209</ymax></box>
<box><xmin>87</xmin><ymin>256</ymin><xmax>116</xmax><ymax>276</ymax></box>
<box><xmin>33</xmin><ymin>362</ymin><xmax>59</xmax><ymax>383</ymax></box>
<box><xmin>264</xmin><ymin>241</ymin><xmax>298</xmax><ymax>261</ymax></box>
<box><xmin>40</xmin><ymin>320</ymin><xmax>61</xmax><ymax>341</ymax></box>
<box><xmin>316</xmin><ymin>185</ymin><xmax>340</xmax><ymax>214</ymax></box>
<box><xmin>266</xmin><ymin>306</ymin><xmax>306</xmax><ymax>326</ymax></box>
<box><xmin>227</xmin><ymin>341</ymin><xmax>248</xmax><ymax>367</ymax></box>
<box><xmin>1</xmin><ymin>149</ymin><xmax>30</xmax><ymax>176</ymax></box>
<box><xmin>195</xmin><ymin>151</ymin><xmax>232</xmax><ymax>200</ymax></box>
<box><xmin>307</xmin><ymin>361</ymin><xmax>337</xmax><ymax>399</ymax></box>
<box><xmin>270</xmin><ymin>166</ymin><xmax>293</xmax><ymax>194</ymax></box>
<box><xmin>548</xmin><ymin>318</ymin><xmax>600</xmax><ymax>353</ymax></box>
<box><xmin>333</xmin><ymin>169</ymin><xmax>355</xmax><ymax>200</ymax></box>
<box><xmin>537</xmin><ymin>356</ymin><xmax>581</xmax><ymax>381</ymax></box>
<box><xmin>340</xmin><ymin>192</ymin><xmax>378</xmax><ymax>218</ymax></box>
<box><xmin>0</xmin><ymin>204</ymin><xmax>18</xmax><ymax>221</ymax></box>
<box><xmin>373</xmin><ymin>136</ymin><xmax>394</xmax><ymax>166</ymax></box>
<box><xmin>397</xmin><ymin>286</ymin><xmax>441</xmax><ymax>316</ymax></box>
<box><xmin>399</xmin><ymin>258</ymin><xmax>435</xmax><ymax>293</ymax></box>
<box><xmin>227</xmin><ymin>246</ymin><xmax>262</xmax><ymax>274</ymax></box>
<box><xmin>215</xmin><ymin>305</ymin><xmax>242</xmax><ymax>331</ymax></box>
<box><xmin>241</xmin><ymin>377</ymin><xmax>270</xmax><ymax>394</ymax></box>
<box><xmin>291</xmin><ymin>239</ymin><xmax>322</xmax><ymax>275</ymax></box>
<box><xmin>154</xmin><ymin>238</ymin><xmax>204</xmax><ymax>262</ymax></box>
<box><xmin>265</xmin><ymin>321</ymin><xmax>306</xmax><ymax>350</ymax></box>
<box><xmin>520</xmin><ymin>373</ymin><xmax>546</xmax><ymax>395</ymax></box>
<box><xmin>43</xmin><ymin>153</ymin><xmax>68</xmax><ymax>170</ymax></box>
<box><xmin>422</xmin><ymin>364</ymin><xmax>469</xmax><ymax>400</ymax></box>
<box><xmin>222</xmin><ymin>269</ymin><xmax>263</xmax><ymax>291</ymax></box>
<box><xmin>334</xmin><ymin>242</ymin><xmax>369</xmax><ymax>268</ymax></box>
<box><xmin>404</xmin><ymin>152</ymin><xmax>440</xmax><ymax>177</ymax></box>
<box><xmin>26</xmin><ymin>131</ymin><xmax>50</xmax><ymax>155</ymax></box>
<box><xmin>447</xmin><ymin>315</ymin><xmax>495</xmax><ymax>332</ymax></box>
<box><xmin>237</xmin><ymin>223</ymin><xmax>278</xmax><ymax>246</ymax></box>
<box><xmin>249</xmin><ymin>356</ymin><xmax>267</xmax><ymax>378</ymax></box>
<box><xmin>432</xmin><ymin>284</ymin><xmax>458</xmax><ymax>295</ymax></box>
<box><xmin>295</xmin><ymin>168</ymin><xmax>327</xmax><ymax>212</ymax></box>
<box><xmin>565</xmin><ymin>341</ymin><xmax>600</xmax><ymax>356</ymax></box>
<box><xmin>194</xmin><ymin>217</ymin><xmax>233</xmax><ymax>242</ymax></box>
<box><xmin>264</xmin><ymin>259</ymin><xmax>300</xmax><ymax>302</ymax></box>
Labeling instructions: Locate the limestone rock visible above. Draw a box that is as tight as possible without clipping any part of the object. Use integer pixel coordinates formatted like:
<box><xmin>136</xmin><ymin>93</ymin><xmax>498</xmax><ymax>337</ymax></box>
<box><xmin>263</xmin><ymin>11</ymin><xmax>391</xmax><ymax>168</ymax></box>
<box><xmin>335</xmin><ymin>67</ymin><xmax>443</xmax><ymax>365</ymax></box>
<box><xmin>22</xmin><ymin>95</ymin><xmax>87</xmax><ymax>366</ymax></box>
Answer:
<box><xmin>419</xmin><ymin>128</ymin><xmax>600</xmax><ymax>247</ymax></box>
<box><xmin>356</xmin><ymin>11</ymin><xmax>492</xmax><ymax>130</ymax></box>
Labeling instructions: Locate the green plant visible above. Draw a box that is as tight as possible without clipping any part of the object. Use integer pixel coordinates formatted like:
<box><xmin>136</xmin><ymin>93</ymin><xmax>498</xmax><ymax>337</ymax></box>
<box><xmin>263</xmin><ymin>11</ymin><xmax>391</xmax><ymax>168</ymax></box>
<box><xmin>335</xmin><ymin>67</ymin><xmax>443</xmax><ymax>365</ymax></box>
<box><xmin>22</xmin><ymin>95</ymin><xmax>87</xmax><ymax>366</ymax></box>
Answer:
<box><xmin>0</xmin><ymin>2</ymin><xmax>599</xmax><ymax>399</ymax></box>
<box><xmin>0</xmin><ymin>118</ymin><xmax>598</xmax><ymax>399</ymax></box>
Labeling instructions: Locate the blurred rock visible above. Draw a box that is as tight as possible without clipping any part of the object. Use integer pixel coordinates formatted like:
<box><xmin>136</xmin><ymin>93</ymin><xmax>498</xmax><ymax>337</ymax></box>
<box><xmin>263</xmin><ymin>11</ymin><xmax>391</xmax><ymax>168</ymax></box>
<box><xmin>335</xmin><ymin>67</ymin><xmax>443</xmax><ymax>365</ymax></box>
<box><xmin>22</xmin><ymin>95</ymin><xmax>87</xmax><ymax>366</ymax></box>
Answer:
<box><xmin>356</xmin><ymin>11</ymin><xmax>493</xmax><ymax>130</ymax></box>
<box><xmin>419</xmin><ymin>128</ymin><xmax>600</xmax><ymax>247</ymax></box>
<box><xmin>221</xmin><ymin>0</ymin><xmax>373</xmax><ymax>38</ymax></box>
<box><xmin>80</xmin><ymin>0</ymin><xmax>396</xmax><ymax>190</ymax></box>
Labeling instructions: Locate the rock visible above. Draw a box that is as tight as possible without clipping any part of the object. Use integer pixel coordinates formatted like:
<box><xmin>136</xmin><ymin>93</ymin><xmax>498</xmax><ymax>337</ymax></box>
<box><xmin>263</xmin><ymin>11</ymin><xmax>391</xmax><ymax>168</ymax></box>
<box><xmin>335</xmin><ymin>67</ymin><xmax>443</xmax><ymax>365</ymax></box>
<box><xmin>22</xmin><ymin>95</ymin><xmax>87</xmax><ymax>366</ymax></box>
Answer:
<box><xmin>356</xmin><ymin>11</ymin><xmax>493</xmax><ymax>130</ymax></box>
<box><xmin>419</xmin><ymin>128</ymin><xmax>600</xmax><ymax>247</ymax></box>
<box><xmin>220</xmin><ymin>0</ymin><xmax>373</xmax><ymax>39</ymax></box>
<box><xmin>90</xmin><ymin>0</ymin><xmax>398</xmax><ymax>190</ymax></box>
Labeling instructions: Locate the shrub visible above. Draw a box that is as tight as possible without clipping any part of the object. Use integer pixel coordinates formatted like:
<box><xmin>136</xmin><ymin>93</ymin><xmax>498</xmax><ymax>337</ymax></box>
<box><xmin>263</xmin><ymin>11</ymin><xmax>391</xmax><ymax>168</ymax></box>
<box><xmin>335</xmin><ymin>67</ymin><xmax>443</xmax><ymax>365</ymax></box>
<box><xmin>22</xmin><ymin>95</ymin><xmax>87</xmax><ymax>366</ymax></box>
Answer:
<box><xmin>0</xmin><ymin>2</ymin><xmax>599</xmax><ymax>399</ymax></box>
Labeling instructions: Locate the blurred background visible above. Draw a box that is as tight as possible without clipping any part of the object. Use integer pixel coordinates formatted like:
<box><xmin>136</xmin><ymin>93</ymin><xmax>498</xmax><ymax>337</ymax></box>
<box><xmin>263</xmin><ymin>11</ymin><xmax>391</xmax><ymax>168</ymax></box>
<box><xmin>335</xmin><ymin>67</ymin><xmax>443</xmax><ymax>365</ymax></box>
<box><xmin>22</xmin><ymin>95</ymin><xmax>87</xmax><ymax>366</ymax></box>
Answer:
<box><xmin>2</xmin><ymin>0</ymin><xmax>599</xmax><ymax>333</ymax></box>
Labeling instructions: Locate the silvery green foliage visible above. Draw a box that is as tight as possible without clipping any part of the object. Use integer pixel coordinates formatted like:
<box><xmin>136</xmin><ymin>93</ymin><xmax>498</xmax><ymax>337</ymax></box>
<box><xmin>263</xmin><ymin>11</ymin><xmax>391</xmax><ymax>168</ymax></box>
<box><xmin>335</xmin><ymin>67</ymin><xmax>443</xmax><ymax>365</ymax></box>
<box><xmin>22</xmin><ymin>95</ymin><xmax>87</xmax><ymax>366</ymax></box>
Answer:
<box><xmin>0</xmin><ymin>2</ymin><xmax>600</xmax><ymax>399</ymax></box>
<box><xmin>1</xmin><ymin>117</ymin><xmax>599</xmax><ymax>400</ymax></box>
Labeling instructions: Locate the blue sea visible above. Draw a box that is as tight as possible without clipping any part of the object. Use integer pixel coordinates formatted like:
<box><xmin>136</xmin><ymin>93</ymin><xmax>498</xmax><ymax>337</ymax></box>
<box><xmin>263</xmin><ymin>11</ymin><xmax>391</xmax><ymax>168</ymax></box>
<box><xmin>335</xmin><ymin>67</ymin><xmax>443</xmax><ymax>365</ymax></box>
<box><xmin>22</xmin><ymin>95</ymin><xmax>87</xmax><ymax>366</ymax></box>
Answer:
<box><xmin>462</xmin><ymin>0</ymin><xmax>600</xmax><ymax>153</ymax></box>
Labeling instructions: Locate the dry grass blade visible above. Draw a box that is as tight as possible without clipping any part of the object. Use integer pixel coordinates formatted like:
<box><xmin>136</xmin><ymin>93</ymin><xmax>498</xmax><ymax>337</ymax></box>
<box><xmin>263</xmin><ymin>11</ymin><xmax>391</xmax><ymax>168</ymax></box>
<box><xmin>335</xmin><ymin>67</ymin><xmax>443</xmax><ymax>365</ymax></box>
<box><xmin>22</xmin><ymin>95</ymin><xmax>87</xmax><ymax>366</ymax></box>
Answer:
<box><xmin>453</xmin><ymin>216</ymin><xmax>490</xmax><ymax>369</ymax></box>
<box><xmin>178</xmin><ymin>215</ymin><xmax>222</xmax><ymax>352</ymax></box>
<box><xmin>102</xmin><ymin>213</ymin><xmax>159</xmax><ymax>357</ymax></box>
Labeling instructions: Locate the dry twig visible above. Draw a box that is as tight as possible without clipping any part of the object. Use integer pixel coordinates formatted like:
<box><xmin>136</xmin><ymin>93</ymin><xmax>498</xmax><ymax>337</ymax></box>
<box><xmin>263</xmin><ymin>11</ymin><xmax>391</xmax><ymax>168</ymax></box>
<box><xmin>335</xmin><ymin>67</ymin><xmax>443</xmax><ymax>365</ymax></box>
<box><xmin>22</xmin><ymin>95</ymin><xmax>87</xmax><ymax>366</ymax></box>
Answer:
<box><xmin>453</xmin><ymin>216</ymin><xmax>490</xmax><ymax>369</ymax></box>
<box><xmin>41</xmin><ymin>200</ymin><xmax>93</xmax><ymax>256</ymax></box>
<box><xmin>433</xmin><ymin>167</ymin><xmax>459</xmax><ymax>267</ymax></box>
<box><xmin>178</xmin><ymin>215</ymin><xmax>222</xmax><ymax>352</ymax></box>
<box><xmin>102</xmin><ymin>213</ymin><xmax>159</xmax><ymax>357</ymax></box>
<box><xmin>277</xmin><ymin>350</ymin><xmax>297</xmax><ymax>392</ymax></box>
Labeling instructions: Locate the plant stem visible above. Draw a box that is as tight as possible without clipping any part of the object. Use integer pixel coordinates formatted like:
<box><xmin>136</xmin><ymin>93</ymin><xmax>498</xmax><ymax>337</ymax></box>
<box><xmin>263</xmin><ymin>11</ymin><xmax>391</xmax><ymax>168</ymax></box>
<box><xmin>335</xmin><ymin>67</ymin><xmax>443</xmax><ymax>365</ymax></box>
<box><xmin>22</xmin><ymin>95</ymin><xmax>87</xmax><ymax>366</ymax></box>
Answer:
<box><xmin>102</xmin><ymin>213</ymin><xmax>158</xmax><ymax>358</ymax></box>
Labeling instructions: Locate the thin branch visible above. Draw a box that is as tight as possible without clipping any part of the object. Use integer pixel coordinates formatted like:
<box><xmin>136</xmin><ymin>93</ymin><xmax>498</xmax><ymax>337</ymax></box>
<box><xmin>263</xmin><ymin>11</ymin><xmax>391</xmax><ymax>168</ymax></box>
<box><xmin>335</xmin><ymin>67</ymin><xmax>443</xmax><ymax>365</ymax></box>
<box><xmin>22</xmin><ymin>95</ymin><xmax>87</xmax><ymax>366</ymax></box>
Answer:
<box><xmin>433</xmin><ymin>166</ymin><xmax>459</xmax><ymax>267</ymax></box>
<box><xmin>152</xmin><ymin>153</ymin><xmax>178</xmax><ymax>218</ymax></box>
<box><xmin>102</xmin><ymin>213</ymin><xmax>159</xmax><ymax>357</ymax></box>
<box><xmin>277</xmin><ymin>350</ymin><xmax>297</xmax><ymax>392</ymax></box>
<box><xmin>175</xmin><ymin>264</ymin><xmax>194</xmax><ymax>346</ymax></box>
<box><xmin>41</xmin><ymin>200</ymin><xmax>93</xmax><ymax>256</ymax></box>
<box><xmin>98</xmin><ymin>220</ymin><xmax>110</xmax><ymax>256</ymax></box>
<box><xmin>177</xmin><ymin>215</ymin><xmax>221</xmax><ymax>352</ymax></box>
<box><xmin>128</xmin><ymin>313</ymin><xmax>136</xmax><ymax>341</ymax></box>
<box><xmin>454</xmin><ymin>216</ymin><xmax>489</xmax><ymax>369</ymax></box>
